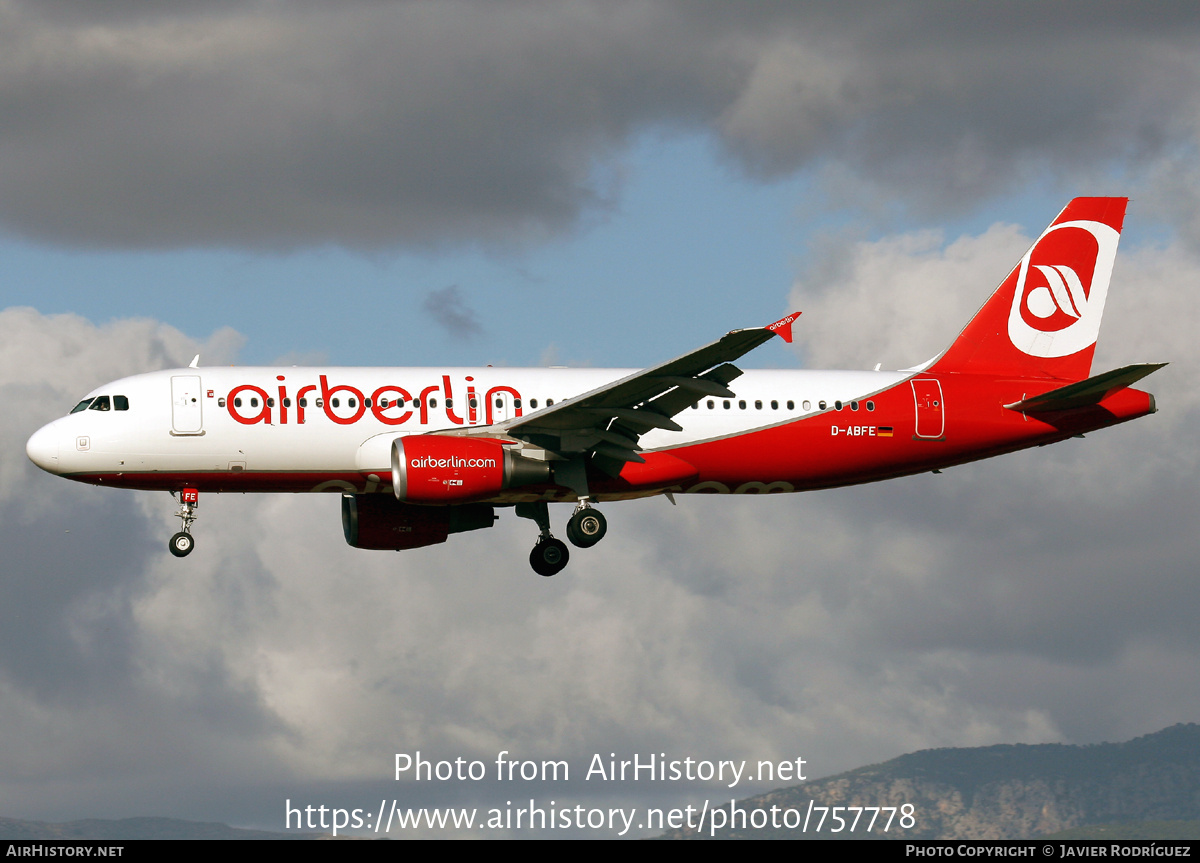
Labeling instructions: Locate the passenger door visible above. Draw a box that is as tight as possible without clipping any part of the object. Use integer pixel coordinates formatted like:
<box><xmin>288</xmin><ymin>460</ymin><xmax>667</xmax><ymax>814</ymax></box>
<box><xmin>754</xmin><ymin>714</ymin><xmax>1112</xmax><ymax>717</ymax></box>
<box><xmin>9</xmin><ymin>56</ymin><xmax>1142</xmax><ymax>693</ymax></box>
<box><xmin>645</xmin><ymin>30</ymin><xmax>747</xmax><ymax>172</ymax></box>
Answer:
<box><xmin>911</xmin><ymin>379</ymin><xmax>945</xmax><ymax>439</ymax></box>
<box><xmin>171</xmin><ymin>375</ymin><xmax>204</xmax><ymax>435</ymax></box>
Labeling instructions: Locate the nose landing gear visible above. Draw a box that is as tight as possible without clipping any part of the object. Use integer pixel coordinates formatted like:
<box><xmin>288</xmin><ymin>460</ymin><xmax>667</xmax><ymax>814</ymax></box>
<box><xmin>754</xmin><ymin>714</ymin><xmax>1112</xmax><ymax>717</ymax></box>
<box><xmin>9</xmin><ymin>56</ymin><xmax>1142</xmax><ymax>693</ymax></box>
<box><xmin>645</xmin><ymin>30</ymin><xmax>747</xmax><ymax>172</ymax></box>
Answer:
<box><xmin>169</xmin><ymin>488</ymin><xmax>199</xmax><ymax>558</ymax></box>
<box><xmin>169</xmin><ymin>531</ymin><xmax>195</xmax><ymax>557</ymax></box>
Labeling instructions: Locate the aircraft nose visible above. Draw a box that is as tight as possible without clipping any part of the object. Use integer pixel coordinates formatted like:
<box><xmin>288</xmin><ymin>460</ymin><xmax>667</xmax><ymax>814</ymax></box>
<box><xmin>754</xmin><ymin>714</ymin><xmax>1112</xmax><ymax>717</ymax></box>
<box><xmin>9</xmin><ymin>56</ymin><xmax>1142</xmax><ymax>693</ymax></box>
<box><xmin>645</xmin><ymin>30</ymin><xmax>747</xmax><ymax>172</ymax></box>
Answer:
<box><xmin>26</xmin><ymin>424</ymin><xmax>61</xmax><ymax>474</ymax></box>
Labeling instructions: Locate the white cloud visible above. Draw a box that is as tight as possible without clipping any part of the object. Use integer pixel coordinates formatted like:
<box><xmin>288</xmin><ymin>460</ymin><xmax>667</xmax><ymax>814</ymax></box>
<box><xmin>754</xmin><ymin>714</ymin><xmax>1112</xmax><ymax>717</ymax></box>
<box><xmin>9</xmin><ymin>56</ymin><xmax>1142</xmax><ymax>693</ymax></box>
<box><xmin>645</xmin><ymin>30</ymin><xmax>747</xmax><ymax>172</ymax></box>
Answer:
<box><xmin>789</xmin><ymin>222</ymin><xmax>1030</xmax><ymax>370</ymax></box>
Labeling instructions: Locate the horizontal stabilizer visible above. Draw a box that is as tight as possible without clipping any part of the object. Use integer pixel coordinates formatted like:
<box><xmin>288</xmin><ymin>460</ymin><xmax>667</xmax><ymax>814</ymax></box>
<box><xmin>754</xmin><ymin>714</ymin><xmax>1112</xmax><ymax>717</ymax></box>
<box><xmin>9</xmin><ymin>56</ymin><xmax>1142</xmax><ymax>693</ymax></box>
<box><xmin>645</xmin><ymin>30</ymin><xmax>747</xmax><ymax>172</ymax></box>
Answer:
<box><xmin>1005</xmin><ymin>363</ymin><xmax>1167</xmax><ymax>413</ymax></box>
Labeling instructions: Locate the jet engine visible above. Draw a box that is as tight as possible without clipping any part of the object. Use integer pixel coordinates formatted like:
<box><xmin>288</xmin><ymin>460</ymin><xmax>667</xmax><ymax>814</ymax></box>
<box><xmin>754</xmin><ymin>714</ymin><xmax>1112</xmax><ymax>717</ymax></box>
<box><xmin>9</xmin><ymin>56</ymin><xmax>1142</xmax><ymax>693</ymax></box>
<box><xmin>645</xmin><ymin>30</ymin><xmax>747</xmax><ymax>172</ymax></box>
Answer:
<box><xmin>341</xmin><ymin>494</ymin><xmax>496</xmax><ymax>550</ymax></box>
<box><xmin>391</xmin><ymin>435</ymin><xmax>550</xmax><ymax>503</ymax></box>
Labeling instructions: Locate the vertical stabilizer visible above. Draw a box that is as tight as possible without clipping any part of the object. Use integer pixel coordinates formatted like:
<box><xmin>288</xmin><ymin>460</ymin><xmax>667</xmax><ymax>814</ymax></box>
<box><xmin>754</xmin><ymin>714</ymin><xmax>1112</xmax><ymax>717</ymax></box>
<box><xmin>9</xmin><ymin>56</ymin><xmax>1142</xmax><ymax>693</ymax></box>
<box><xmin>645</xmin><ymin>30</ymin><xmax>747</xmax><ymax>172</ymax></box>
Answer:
<box><xmin>930</xmin><ymin>197</ymin><xmax>1127</xmax><ymax>381</ymax></box>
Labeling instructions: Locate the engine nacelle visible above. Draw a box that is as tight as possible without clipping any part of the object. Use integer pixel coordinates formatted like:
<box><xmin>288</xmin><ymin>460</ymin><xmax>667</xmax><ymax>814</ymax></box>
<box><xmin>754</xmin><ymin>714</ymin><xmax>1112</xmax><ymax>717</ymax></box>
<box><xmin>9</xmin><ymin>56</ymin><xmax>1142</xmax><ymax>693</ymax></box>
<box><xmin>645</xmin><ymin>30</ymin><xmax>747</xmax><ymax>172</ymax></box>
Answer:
<box><xmin>341</xmin><ymin>494</ymin><xmax>496</xmax><ymax>550</ymax></box>
<box><xmin>391</xmin><ymin>435</ymin><xmax>550</xmax><ymax>503</ymax></box>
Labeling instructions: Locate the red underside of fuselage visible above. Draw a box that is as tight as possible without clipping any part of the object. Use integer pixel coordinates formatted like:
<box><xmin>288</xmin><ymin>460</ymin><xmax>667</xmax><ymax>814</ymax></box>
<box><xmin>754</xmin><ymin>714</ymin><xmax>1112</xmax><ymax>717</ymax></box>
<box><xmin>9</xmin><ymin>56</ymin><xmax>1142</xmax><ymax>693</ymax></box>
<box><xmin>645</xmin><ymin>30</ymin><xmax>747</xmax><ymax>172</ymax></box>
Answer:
<box><xmin>61</xmin><ymin>376</ymin><xmax>1156</xmax><ymax>502</ymax></box>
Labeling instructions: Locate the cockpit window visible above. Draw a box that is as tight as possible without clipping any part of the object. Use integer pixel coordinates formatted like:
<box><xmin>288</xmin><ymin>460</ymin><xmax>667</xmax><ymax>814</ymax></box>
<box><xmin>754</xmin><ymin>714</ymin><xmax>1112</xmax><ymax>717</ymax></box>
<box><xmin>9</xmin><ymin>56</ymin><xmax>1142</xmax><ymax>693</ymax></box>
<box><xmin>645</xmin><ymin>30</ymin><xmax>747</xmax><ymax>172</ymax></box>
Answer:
<box><xmin>70</xmin><ymin>398</ymin><xmax>94</xmax><ymax>414</ymax></box>
<box><xmin>113</xmin><ymin>395</ymin><xmax>129</xmax><ymax>411</ymax></box>
<box><xmin>88</xmin><ymin>396</ymin><xmax>111</xmax><ymax>411</ymax></box>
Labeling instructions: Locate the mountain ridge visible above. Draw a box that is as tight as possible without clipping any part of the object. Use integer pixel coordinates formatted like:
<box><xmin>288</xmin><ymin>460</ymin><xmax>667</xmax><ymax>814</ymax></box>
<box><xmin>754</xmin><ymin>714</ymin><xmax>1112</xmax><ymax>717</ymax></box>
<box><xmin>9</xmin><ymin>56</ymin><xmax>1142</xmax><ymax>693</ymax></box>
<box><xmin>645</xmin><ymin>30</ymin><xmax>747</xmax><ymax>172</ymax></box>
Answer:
<box><xmin>666</xmin><ymin>723</ymin><xmax>1200</xmax><ymax>839</ymax></box>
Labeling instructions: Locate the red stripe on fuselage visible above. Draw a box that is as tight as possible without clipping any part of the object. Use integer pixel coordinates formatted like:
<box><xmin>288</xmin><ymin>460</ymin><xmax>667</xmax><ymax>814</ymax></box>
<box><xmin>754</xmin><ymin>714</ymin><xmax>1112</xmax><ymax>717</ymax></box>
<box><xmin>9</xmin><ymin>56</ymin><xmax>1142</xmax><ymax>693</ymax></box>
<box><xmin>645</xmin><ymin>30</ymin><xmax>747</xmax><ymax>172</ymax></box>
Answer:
<box><xmin>670</xmin><ymin>375</ymin><xmax>1155</xmax><ymax>491</ymax></box>
<box><xmin>62</xmin><ymin>376</ymin><xmax>1155</xmax><ymax>499</ymax></box>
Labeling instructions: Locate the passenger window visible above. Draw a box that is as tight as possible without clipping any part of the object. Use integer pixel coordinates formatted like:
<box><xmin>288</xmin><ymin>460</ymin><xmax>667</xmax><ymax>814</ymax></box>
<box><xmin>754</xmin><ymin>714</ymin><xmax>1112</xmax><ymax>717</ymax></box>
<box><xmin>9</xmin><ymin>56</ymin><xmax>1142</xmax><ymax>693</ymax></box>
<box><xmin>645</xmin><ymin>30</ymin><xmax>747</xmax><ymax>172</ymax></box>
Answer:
<box><xmin>429</xmin><ymin>398</ymin><xmax>438</xmax><ymax>408</ymax></box>
<box><xmin>513</xmin><ymin>399</ymin><xmax>521</xmax><ymax>409</ymax></box>
<box><xmin>380</xmin><ymin>398</ymin><xmax>389</xmax><ymax>408</ymax></box>
<box><xmin>707</xmin><ymin>400</ymin><xmax>714</xmax><ymax>409</ymax></box>
<box><xmin>299</xmin><ymin>398</ymin><xmax>308</xmax><ymax>407</ymax></box>
<box><xmin>331</xmin><ymin>398</ymin><xmax>340</xmax><ymax>408</ymax></box>
<box><xmin>316</xmin><ymin>398</ymin><xmax>324</xmax><ymax>408</ymax></box>
<box><xmin>71</xmin><ymin>398</ymin><xmax>94</xmax><ymax>414</ymax></box>
<box><xmin>495</xmin><ymin>398</ymin><xmax>502</xmax><ymax>408</ymax></box>
<box><xmin>787</xmin><ymin>400</ymin><xmax>794</xmax><ymax>410</ymax></box>
<box><xmin>113</xmin><ymin>395</ymin><xmax>129</xmax><ymax>411</ymax></box>
<box><xmin>835</xmin><ymin>401</ymin><xmax>843</xmax><ymax>410</ymax></box>
<box><xmin>234</xmin><ymin>398</ymin><xmax>242</xmax><ymax>408</ymax></box>
<box><xmin>819</xmin><ymin>400</ymin><xmax>827</xmax><ymax>410</ymax></box>
<box><xmin>771</xmin><ymin>400</ymin><xmax>778</xmax><ymax>410</ymax></box>
<box><xmin>851</xmin><ymin>401</ymin><xmax>859</xmax><ymax>411</ymax></box>
<box><xmin>218</xmin><ymin>398</ymin><xmax>226</xmax><ymax>408</ymax></box>
<box><xmin>348</xmin><ymin>398</ymin><xmax>356</xmax><ymax>408</ymax></box>
<box><xmin>802</xmin><ymin>400</ymin><xmax>811</xmax><ymax>411</ymax></box>
<box><xmin>866</xmin><ymin>401</ymin><xmax>875</xmax><ymax>411</ymax></box>
<box><xmin>396</xmin><ymin>398</ymin><xmax>406</xmax><ymax>408</ymax></box>
<box><xmin>528</xmin><ymin>399</ymin><xmax>536</xmax><ymax>409</ymax></box>
<box><xmin>88</xmin><ymin>396</ymin><xmax>111</xmax><ymax>411</ymax></box>
<box><xmin>738</xmin><ymin>400</ymin><xmax>746</xmax><ymax>409</ymax></box>
<box><xmin>283</xmin><ymin>398</ymin><xmax>292</xmax><ymax>408</ymax></box>
<box><xmin>723</xmin><ymin>400</ymin><xmax>730</xmax><ymax>409</ymax></box>
<box><xmin>754</xmin><ymin>400</ymin><xmax>762</xmax><ymax>409</ymax></box>
<box><xmin>267</xmin><ymin>398</ymin><xmax>275</xmax><ymax>408</ymax></box>
<box><xmin>547</xmin><ymin>399</ymin><xmax>554</xmax><ymax>406</ymax></box>
<box><xmin>250</xmin><ymin>398</ymin><xmax>259</xmax><ymax>408</ymax></box>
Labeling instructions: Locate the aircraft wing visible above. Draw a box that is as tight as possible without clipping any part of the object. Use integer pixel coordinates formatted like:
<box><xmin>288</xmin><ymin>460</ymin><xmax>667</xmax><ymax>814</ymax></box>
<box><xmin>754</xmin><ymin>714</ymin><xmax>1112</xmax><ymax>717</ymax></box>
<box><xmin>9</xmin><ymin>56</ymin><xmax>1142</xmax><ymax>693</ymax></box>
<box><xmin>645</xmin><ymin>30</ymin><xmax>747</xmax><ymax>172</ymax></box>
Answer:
<box><xmin>495</xmin><ymin>312</ymin><xmax>800</xmax><ymax>473</ymax></box>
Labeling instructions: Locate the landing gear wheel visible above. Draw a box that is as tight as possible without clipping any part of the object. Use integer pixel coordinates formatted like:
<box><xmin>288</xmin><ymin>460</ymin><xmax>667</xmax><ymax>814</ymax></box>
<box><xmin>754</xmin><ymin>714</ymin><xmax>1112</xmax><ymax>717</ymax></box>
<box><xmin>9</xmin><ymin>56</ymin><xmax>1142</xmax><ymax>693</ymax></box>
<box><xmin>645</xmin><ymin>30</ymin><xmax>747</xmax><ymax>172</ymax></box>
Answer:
<box><xmin>529</xmin><ymin>538</ymin><xmax>570</xmax><ymax>577</ymax></box>
<box><xmin>566</xmin><ymin>508</ymin><xmax>607</xmax><ymax>548</ymax></box>
<box><xmin>169</xmin><ymin>532</ymin><xmax>195</xmax><ymax>558</ymax></box>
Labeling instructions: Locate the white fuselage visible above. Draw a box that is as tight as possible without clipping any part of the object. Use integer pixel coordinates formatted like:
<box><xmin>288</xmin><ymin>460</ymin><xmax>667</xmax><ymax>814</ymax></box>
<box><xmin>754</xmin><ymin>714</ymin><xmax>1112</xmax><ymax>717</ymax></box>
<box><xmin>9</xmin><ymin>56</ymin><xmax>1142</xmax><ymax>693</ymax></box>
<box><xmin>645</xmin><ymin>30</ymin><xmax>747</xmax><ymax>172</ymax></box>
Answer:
<box><xmin>27</xmin><ymin>365</ymin><xmax>906</xmax><ymax>497</ymax></box>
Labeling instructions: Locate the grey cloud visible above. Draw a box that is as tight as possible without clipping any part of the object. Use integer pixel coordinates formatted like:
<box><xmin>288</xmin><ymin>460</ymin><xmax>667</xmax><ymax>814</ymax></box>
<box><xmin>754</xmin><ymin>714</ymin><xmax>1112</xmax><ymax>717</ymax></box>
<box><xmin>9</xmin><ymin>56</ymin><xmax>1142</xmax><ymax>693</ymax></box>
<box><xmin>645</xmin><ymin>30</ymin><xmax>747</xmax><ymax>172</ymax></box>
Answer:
<box><xmin>421</xmin><ymin>284</ymin><xmax>482</xmax><ymax>339</ymax></box>
<box><xmin>1</xmin><ymin>213</ymin><xmax>1196</xmax><ymax>831</ymax></box>
<box><xmin>0</xmin><ymin>310</ymin><xmax>291</xmax><ymax>822</ymax></box>
<box><xmin>2</xmin><ymin>2</ymin><xmax>1199</xmax><ymax>250</ymax></box>
<box><xmin>0</xmin><ymin>311</ymin><xmax>244</xmax><ymax>702</ymax></box>
<box><xmin>0</xmin><ymin>1</ymin><xmax>727</xmax><ymax>250</ymax></box>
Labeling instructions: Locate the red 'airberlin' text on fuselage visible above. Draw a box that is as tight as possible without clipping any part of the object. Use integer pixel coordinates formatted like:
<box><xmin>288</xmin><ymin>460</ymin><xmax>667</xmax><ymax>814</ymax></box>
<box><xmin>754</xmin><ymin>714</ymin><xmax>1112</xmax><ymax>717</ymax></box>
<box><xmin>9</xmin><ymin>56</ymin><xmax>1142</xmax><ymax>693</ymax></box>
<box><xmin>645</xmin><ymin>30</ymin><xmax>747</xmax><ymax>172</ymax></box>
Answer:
<box><xmin>223</xmin><ymin>375</ymin><xmax>525</xmax><ymax>427</ymax></box>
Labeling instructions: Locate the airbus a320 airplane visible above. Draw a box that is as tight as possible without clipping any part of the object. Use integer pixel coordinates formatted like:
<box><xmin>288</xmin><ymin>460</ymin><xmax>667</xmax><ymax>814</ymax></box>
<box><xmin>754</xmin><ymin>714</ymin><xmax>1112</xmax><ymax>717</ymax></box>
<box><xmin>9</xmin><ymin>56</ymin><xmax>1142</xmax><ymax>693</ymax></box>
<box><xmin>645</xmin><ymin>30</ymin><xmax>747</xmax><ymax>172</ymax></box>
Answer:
<box><xmin>27</xmin><ymin>198</ymin><xmax>1162</xmax><ymax>575</ymax></box>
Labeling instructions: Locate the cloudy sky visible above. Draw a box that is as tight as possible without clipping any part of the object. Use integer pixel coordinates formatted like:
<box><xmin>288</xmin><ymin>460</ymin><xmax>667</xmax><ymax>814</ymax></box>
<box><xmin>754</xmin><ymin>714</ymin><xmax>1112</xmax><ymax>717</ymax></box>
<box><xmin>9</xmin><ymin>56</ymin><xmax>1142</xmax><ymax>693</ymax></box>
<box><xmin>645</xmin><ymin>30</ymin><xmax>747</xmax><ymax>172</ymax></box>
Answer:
<box><xmin>3</xmin><ymin>0</ymin><xmax>1200</xmax><ymax>837</ymax></box>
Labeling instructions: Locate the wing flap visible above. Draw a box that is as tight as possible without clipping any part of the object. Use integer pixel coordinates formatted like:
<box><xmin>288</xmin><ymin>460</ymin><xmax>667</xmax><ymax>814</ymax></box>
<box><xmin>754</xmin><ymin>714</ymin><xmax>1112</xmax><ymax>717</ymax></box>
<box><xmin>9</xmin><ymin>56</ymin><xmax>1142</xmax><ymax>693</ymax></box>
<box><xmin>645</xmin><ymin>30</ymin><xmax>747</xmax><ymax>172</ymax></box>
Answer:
<box><xmin>651</xmin><ymin>375</ymin><xmax>737</xmax><ymax>399</ymax></box>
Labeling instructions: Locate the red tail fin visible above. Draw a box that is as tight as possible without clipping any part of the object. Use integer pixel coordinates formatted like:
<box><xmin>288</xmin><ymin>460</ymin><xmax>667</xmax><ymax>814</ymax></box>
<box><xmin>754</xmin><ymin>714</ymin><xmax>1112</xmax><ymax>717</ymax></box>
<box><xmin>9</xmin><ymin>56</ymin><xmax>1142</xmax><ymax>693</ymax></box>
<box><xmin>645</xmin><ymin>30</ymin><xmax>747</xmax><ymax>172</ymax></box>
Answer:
<box><xmin>930</xmin><ymin>197</ymin><xmax>1127</xmax><ymax>381</ymax></box>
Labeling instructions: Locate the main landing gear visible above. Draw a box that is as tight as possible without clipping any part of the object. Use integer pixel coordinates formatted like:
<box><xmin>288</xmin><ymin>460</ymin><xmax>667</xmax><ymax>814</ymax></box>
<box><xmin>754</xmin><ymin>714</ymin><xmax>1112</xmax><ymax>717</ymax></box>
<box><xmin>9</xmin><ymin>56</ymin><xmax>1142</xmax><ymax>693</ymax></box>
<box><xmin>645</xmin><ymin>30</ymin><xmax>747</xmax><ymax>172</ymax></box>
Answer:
<box><xmin>169</xmin><ymin>488</ymin><xmax>199</xmax><ymax>558</ymax></box>
<box><xmin>566</xmin><ymin>502</ymin><xmax>607</xmax><ymax>548</ymax></box>
<box><xmin>530</xmin><ymin>536</ymin><xmax>570</xmax><ymax>578</ymax></box>
<box><xmin>516</xmin><ymin>500</ymin><xmax>609</xmax><ymax>577</ymax></box>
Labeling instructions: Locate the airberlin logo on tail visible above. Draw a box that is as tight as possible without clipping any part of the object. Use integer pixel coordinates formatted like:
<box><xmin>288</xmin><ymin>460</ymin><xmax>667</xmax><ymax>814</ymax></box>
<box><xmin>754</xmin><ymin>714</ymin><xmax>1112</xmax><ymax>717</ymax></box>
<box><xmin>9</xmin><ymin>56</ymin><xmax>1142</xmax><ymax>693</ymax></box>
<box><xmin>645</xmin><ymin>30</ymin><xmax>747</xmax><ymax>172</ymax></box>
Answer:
<box><xmin>1027</xmin><ymin>264</ymin><xmax>1087</xmax><ymax>320</ymax></box>
<box><xmin>1007</xmin><ymin>219</ymin><xmax>1120</xmax><ymax>358</ymax></box>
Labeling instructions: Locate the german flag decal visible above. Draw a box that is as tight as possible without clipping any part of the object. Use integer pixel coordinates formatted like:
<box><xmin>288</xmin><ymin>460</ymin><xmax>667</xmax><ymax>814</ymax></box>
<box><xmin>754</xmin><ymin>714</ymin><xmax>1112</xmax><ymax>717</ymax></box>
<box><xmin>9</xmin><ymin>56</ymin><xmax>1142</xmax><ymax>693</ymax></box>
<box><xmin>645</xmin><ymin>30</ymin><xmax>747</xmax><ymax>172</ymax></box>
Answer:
<box><xmin>876</xmin><ymin>426</ymin><xmax>894</xmax><ymax>437</ymax></box>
